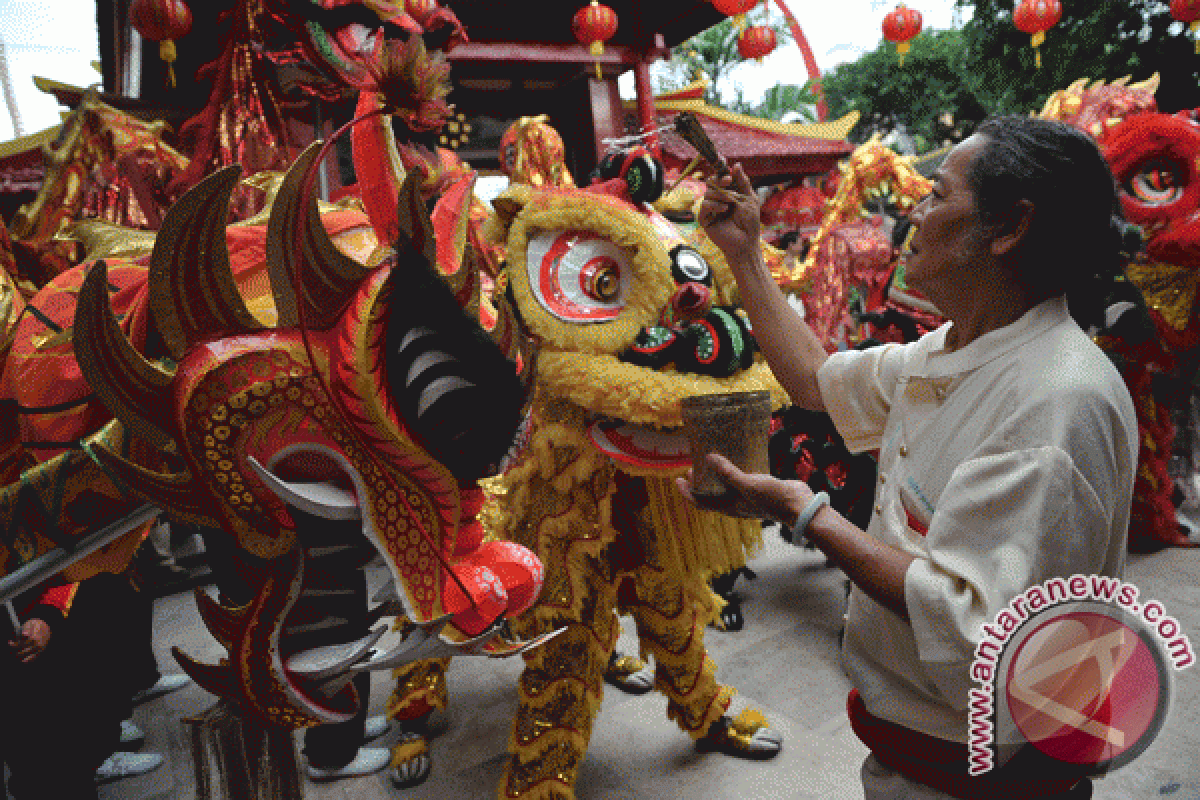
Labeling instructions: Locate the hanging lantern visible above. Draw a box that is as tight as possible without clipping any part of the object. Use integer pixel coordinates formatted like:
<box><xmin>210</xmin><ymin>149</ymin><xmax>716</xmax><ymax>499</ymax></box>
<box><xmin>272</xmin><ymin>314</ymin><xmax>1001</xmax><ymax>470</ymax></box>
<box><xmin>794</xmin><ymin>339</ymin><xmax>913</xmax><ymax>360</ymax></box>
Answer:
<box><xmin>1014</xmin><ymin>0</ymin><xmax>1062</xmax><ymax>70</ymax></box>
<box><xmin>129</xmin><ymin>0</ymin><xmax>192</xmax><ymax>89</ymax></box>
<box><xmin>713</xmin><ymin>0</ymin><xmax>760</xmax><ymax>31</ymax></box>
<box><xmin>572</xmin><ymin>0</ymin><xmax>619</xmax><ymax>80</ymax></box>
<box><xmin>882</xmin><ymin>4</ymin><xmax>923</xmax><ymax>67</ymax></box>
<box><xmin>405</xmin><ymin>0</ymin><xmax>440</xmax><ymax>27</ymax></box>
<box><xmin>1171</xmin><ymin>0</ymin><xmax>1200</xmax><ymax>54</ymax></box>
<box><xmin>737</xmin><ymin>26</ymin><xmax>777</xmax><ymax>62</ymax></box>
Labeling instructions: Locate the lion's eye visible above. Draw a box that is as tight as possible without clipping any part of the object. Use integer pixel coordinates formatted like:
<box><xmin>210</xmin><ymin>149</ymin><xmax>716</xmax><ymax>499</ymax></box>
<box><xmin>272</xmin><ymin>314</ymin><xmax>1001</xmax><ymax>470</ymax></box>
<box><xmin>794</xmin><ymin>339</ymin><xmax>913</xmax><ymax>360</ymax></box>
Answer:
<box><xmin>1126</xmin><ymin>161</ymin><xmax>1184</xmax><ymax>207</ymax></box>
<box><xmin>670</xmin><ymin>246</ymin><xmax>712</xmax><ymax>286</ymax></box>
<box><xmin>525</xmin><ymin>231</ymin><xmax>630</xmax><ymax>322</ymax></box>
<box><xmin>582</xmin><ymin>260</ymin><xmax>621</xmax><ymax>302</ymax></box>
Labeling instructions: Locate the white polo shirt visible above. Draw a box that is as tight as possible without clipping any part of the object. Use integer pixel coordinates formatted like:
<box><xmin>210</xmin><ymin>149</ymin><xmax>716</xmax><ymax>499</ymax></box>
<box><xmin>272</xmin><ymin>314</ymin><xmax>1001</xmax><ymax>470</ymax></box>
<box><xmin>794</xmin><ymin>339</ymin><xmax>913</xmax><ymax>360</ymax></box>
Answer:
<box><xmin>816</xmin><ymin>295</ymin><xmax>1138</xmax><ymax>742</ymax></box>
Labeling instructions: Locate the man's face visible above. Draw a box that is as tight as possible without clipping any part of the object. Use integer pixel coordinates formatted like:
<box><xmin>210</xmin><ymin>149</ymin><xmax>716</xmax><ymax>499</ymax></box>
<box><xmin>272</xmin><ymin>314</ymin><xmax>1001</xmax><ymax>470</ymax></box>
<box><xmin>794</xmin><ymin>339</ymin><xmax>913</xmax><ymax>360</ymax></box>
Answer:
<box><xmin>902</xmin><ymin>135</ymin><xmax>992</xmax><ymax>295</ymax></box>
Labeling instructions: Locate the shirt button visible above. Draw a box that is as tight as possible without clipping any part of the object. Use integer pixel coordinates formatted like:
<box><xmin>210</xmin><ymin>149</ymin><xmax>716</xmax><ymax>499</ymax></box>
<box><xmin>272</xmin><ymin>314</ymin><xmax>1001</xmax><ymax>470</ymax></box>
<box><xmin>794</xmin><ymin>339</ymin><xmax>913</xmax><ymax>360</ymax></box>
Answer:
<box><xmin>899</xmin><ymin>446</ymin><xmax>909</xmax><ymax>457</ymax></box>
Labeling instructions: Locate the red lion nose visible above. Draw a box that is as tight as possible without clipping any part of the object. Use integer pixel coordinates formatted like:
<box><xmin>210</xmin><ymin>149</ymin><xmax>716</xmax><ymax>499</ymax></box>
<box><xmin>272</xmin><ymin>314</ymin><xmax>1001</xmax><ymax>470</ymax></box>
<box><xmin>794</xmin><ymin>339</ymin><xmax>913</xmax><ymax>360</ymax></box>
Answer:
<box><xmin>669</xmin><ymin>282</ymin><xmax>713</xmax><ymax>323</ymax></box>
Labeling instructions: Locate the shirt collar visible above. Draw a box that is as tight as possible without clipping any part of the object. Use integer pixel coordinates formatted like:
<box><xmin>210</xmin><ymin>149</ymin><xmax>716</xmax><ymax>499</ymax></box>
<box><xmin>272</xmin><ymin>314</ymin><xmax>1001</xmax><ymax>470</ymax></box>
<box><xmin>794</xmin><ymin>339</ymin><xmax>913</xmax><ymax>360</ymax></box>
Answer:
<box><xmin>914</xmin><ymin>296</ymin><xmax>1071</xmax><ymax>379</ymax></box>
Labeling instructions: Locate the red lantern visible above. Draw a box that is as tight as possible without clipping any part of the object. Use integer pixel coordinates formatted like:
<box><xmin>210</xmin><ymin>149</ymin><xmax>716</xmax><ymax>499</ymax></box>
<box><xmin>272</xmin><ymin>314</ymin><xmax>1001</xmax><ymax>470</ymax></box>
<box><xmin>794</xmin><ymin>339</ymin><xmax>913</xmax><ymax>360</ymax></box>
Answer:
<box><xmin>738</xmin><ymin>26</ymin><xmax>777</xmax><ymax>61</ymax></box>
<box><xmin>130</xmin><ymin>0</ymin><xmax>192</xmax><ymax>88</ymax></box>
<box><xmin>573</xmin><ymin>0</ymin><xmax>619</xmax><ymax>80</ymax></box>
<box><xmin>1171</xmin><ymin>0</ymin><xmax>1200</xmax><ymax>54</ymax></box>
<box><xmin>713</xmin><ymin>0</ymin><xmax>760</xmax><ymax>30</ymax></box>
<box><xmin>882</xmin><ymin>4</ymin><xmax>923</xmax><ymax>66</ymax></box>
<box><xmin>405</xmin><ymin>0</ymin><xmax>439</xmax><ymax>27</ymax></box>
<box><xmin>1014</xmin><ymin>0</ymin><xmax>1062</xmax><ymax>70</ymax></box>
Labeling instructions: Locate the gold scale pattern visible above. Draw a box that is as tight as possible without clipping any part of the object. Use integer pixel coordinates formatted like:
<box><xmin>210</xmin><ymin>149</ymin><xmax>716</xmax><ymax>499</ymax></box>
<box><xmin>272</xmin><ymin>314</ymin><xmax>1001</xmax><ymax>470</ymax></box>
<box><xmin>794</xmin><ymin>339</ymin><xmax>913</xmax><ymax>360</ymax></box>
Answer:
<box><xmin>185</xmin><ymin>344</ymin><xmax>445</xmax><ymax>615</ymax></box>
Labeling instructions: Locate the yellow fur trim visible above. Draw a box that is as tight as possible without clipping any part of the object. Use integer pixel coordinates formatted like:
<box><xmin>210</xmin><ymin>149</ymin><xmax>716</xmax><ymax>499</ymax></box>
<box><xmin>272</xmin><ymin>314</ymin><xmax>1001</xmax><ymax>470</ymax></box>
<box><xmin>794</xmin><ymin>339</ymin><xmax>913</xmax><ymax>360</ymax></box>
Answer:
<box><xmin>504</xmin><ymin>194</ymin><xmax>677</xmax><ymax>354</ymax></box>
<box><xmin>644</xmin><ymin>476</ymin><xmax>763</xmax><ymax>579</ymax></box>
<box><xmin>731</xmin><ymin>709</ymin><xmax>769</xmax><ymax>736</ymax></box>
<box><xmin>389</xmin><ymin>736</ymin><xmax>428</xmax><ymax>767</ymax></box>
<box><xmin>535</xmin><ymin>355</ymin><xmax>786</xmax><ymax>429</ymax></box>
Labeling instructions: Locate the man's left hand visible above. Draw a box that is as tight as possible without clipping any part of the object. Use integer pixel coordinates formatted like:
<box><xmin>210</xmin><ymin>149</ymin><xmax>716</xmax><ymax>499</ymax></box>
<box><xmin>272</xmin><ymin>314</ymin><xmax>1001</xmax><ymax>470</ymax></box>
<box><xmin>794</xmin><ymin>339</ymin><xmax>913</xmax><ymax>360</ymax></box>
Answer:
<box><xmin>676</xmin><ymin>453</ymin><xmax>814</xmax><ymax>525</ymax></box>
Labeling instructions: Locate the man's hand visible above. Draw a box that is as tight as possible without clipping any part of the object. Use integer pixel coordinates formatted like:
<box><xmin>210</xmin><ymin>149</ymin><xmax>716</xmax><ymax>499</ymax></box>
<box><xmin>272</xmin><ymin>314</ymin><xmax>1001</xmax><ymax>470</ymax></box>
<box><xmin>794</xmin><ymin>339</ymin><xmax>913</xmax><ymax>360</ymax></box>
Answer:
<box><xmin>697</xmin><ymin>163</ymin><xmax>762</xmax><ymax>264</ymax></box>
<box><xmin>9</xmin><ymin>618</ymin><xmax>51</xmax><ymax>663</ymax></box>
<box><xmin>676</xmin><ymin>453</ymin><xmax>813</xmax><ymax>525</ymax></box>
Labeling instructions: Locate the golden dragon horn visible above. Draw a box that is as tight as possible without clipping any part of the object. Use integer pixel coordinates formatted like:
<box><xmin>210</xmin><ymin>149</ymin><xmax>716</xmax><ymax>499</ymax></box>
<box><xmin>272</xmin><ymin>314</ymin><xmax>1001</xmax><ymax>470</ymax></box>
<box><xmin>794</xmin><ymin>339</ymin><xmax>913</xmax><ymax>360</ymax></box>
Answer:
<box><xmin>75</xmin><ymin>259</ymin><xmax>177</xmax><ymax>451</ymax></box>
<box><xmin>265</xmin><ymin>142</ymin><xmax>372</xmax><ymax>331</ymax></box>
<box><xmin>149</xmin><ymin>166</ymin><xmax>265</xmax><ymax>361</ymax></box>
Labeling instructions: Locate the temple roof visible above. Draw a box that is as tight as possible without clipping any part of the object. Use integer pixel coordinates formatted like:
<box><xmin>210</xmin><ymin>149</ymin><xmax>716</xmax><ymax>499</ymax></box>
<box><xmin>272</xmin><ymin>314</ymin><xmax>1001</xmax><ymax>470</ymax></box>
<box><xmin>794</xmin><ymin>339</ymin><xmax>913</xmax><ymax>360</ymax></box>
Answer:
<box><xmin>632</xmin><ymin>83</ymin><xmax>859</xmax><ymax>182</ymax></box>
<box><xmin>0</xmin><ymin>126</ymin><xmax>60</xmax><ymax>194</ymax></box>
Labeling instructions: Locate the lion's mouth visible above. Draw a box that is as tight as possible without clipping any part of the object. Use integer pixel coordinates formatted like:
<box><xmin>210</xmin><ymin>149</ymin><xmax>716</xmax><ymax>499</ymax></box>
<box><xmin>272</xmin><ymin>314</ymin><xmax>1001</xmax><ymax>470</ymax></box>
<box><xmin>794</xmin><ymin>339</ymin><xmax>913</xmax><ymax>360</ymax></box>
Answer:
<box><xmin>587</xmin><ymin>418</ymin><xmax>691</xmax><ymax>471</ymax></box>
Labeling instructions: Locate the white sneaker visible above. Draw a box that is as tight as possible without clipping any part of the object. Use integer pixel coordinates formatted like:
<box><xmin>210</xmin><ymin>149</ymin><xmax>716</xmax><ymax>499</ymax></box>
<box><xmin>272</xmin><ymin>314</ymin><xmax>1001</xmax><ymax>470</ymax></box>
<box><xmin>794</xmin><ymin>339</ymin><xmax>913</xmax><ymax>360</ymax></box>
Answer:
<box><xmin>118</xmin><ymin>719</ymin><xmax>145</xmax><ymax>751</ymax></box>
<box><xmin>363</xmin><ymin>715</ymin><xmax>390</xmax><ymax>743</ymax></box>
<box><xmin>95</xmin><ymin>752</ymin><xmax>164</xmax><ymax>783</ymax></box>
<box><xmin>305</xmin><ymin>747</ymin><xmax>390</xmax><ymax>782</ymax></box>
<box><xmin>132</xmin><ymin>674</ymin><xmax>192</xmax><ymax>705</ymax></box>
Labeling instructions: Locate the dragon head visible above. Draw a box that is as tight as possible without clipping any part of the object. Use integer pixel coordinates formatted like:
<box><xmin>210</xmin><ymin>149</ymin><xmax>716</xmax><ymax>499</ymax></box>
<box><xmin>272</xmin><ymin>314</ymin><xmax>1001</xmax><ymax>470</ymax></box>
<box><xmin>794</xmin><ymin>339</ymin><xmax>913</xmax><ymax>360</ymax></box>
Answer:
<box><xmin>1103</xmin><ymin>109</ymin><xmax>1200</xmax><ymax>270</ymax></box>
<box><xmin>73</xmin><ymin>144</ymin><xmax>545</xmax><ymax>727</ymax></box>
<box><xmin>488</xmin><ymin>148</ymin><xmax>785</xmax><ymax>472</ymax></box>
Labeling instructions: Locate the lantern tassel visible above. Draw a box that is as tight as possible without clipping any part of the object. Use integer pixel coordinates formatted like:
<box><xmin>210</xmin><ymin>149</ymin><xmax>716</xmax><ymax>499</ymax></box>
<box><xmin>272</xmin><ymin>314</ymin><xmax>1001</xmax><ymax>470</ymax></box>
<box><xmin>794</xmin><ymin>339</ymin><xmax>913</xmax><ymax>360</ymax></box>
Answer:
<box><xmin>1031</xmin><ymin>31</ymin><xmax>1045</xmax><ymax>70</ymax></box>
<box><xmin>897</xmin><ymin>41</ymin><xmax>910</xmax><ymax>67</ymax></box>
<box><xmin>159</xmin><ymin>39</ymin><xmax>177</xmax><ymax>88</ymax></box>
<box><xmin>1193</xmin><ymin>20</ymin><xmax>1200</xmax><ymax>55</ymax></box>
<box><xmin>590</xmin><ymin>40</ymin><xmax>603</xmax><ymax>80</ymax></box>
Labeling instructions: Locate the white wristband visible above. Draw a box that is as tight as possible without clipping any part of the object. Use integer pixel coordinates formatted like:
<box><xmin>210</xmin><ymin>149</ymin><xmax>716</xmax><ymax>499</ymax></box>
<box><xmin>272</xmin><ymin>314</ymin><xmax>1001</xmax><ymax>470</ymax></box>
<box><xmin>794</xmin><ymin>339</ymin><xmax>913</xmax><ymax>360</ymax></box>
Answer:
<box><xmin>787</xmin><ymin>491</ymin><xmax>830</xmax><ymax>544</ymax></box>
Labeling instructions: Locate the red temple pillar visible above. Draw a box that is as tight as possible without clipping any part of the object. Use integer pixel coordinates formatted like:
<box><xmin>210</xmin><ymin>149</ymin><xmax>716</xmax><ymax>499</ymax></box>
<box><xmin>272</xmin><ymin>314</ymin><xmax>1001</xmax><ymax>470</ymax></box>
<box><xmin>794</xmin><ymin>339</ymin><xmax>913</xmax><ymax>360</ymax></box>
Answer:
<box><xmin>633</xmin><ymin>59</ymin><xmax>658</xmax><ymax>153</ymax></box>
<box><xmin>588</xmin><ymin>76</ymin><xmax>624</xmax><ymax>164</ymax></box>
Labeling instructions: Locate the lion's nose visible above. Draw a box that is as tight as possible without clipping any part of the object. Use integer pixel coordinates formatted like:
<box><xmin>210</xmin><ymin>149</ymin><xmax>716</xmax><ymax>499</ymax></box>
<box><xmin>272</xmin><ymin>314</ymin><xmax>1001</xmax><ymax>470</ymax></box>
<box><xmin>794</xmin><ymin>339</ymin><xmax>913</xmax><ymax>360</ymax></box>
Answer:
<box><xmin>668</xmin><ymin>282</ymin><xmax>712</xmax><ymax>323</ymax></box>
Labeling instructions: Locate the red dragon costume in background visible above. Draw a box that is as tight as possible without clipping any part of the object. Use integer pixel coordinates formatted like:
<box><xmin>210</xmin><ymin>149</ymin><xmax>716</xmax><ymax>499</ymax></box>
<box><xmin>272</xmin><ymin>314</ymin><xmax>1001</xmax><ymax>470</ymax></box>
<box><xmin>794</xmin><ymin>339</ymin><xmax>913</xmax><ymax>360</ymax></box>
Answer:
<box><xmin>1038</xmin><ymin>74</ymin><xmax>1198</xmax><ymax>550</ymax></box>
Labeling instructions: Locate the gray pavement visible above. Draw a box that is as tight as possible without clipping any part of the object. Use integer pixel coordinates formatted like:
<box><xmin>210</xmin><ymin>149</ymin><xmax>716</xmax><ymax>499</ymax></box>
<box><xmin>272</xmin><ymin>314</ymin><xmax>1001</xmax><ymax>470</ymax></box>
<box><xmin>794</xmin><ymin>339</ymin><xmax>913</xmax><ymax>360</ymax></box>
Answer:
<box><xmin>94</xmin><ymin>530</ymin><xmax>1200</xmax><ymax>799</ymax></box>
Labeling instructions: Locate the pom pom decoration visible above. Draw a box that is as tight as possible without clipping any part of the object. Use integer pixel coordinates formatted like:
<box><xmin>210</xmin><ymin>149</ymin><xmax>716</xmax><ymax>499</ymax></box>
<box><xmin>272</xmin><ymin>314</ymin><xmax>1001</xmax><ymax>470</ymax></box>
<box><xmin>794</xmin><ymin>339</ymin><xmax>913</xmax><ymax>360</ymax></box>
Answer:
<box><xmin>737</xmin><ymin>25</ymin><xmax>777</xmax><ymax>62</ymax></box>
<box><xmin>405</xmin><ymin>0</ymin><xmax>440</xmax><ymax>27</ymax></box>
<box><xmin>573</xmin><ymin>0</ymin><xmax>619</xmax><ymax>80</ymax></box>
<box><xmin>1014</xmin><ymin>0</ymin><xmax>1062</xmax><ymax>70</ymax></box>
<box><xmin>1171</xmin><ymin>0</ymin><xmax>1200</xmax><ymax>55</ymax></box>
<box><xmin>129</xmin><ymin>0</ymin><xmax>192</xmax><ymax>88</ymax></box>
<box><xmin>882</xmin><ymin>3</ymin><xmax>922</xmax><ymax>67</ymax></box>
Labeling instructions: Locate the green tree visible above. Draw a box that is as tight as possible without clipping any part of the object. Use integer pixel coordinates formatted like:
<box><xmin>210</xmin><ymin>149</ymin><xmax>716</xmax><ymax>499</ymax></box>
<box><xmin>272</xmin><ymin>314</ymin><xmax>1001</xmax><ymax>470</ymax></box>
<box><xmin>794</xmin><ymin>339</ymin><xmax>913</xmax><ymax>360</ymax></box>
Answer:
<box><xmin>657</xmin><ymin>16</ymin><xmax>793</xmax><ymax>110</ymax></box>
<box><xmin>750</xmin><ymin>82</ymin><xmax>819</xmax><ymax>123</ymax></box>
<box><xmin>823</xmin><ymin>28</ymin><xmax>987</xmax><ymax>153</ymax></box>
<box><xmin>957</xmin><ymin>0</ymin><xmax>1200</xmax><ymax>114</ymax></box>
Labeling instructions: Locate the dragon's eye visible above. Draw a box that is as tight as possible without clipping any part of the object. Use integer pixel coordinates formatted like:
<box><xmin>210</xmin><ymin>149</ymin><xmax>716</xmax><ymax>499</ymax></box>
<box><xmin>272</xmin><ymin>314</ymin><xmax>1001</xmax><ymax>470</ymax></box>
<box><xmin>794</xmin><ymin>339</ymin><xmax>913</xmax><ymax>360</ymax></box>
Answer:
<box><xmin>670</xmin><ymin>245</ymin><xmax>712</xmax><ymax>286</ymax></box>
<box><xmin>526</xmin><ymin>230</ymin><xmax>630</xmax><ymax>322</ymax></box>
<box><xmin>1126</xmin><ymin>161</ymin><xmax>1185</xmax><ymax>207</ymax></box>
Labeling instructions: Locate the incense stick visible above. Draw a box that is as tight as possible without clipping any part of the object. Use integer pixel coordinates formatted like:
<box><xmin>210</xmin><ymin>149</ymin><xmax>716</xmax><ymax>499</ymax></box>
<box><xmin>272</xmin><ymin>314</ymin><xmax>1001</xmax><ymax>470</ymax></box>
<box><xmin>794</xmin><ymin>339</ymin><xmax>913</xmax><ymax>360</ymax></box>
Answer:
<box><xmin>672</xmin><ymin>112</ymin><xmax>730</xmax><ymax>177</ymax></box>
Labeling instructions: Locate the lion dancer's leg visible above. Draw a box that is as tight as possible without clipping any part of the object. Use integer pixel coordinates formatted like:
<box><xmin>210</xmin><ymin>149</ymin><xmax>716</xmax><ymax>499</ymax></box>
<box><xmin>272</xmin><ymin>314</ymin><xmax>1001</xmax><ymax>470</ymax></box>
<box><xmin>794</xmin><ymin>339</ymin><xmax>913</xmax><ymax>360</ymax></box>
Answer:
<box><xmin>385</xmin><ymin>656</ymin><xmax>449</xmax><ymax>787</ymax></box>
<box><xmin>499</xmin><ymin>572</ymin><xmax>619</xmax><ymax>800</ymax></box>
<box><xmin>627</xmin><ymin>567</ymin><xmax>731</xmax><ymax>734</ymax></box>
<box><xmin>628</xmin><ymin>567</ymin><xmax>782</xmax><ymax>757</ymax></box>
<box><xmin>626</xmin><ymin>476</ymin><xmax>782</xmax><ymax>757</ymax></box>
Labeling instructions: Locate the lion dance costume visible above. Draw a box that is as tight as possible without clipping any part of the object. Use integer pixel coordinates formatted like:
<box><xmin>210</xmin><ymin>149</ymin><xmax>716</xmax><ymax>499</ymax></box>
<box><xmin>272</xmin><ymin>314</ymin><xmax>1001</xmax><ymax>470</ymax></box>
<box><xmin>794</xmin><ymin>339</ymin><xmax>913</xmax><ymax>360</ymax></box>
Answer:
<box><xmin>482</xmin><ymin>148</ymin><xmax>787</xmax><ymax>799</ymax></box>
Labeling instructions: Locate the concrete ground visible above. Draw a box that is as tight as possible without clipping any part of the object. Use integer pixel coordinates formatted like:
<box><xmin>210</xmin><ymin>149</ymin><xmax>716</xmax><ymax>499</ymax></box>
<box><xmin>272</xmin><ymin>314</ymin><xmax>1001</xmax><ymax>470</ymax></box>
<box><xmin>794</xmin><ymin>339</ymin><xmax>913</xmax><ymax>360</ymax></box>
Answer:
<box><xmin>94</xmin><ymin>531</ymin><xmax>1200</xmax><ymax>800</ymax></box>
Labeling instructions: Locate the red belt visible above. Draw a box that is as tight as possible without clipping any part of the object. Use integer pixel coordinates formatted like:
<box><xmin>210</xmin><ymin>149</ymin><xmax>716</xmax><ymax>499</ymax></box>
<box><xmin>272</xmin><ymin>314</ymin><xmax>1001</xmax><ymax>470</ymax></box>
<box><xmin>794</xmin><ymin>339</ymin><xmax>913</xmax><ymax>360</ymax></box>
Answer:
<box><xmin>847</xmin><ymin>689</ymin><xmax>1086</xmax><ymax>799</ymax></box>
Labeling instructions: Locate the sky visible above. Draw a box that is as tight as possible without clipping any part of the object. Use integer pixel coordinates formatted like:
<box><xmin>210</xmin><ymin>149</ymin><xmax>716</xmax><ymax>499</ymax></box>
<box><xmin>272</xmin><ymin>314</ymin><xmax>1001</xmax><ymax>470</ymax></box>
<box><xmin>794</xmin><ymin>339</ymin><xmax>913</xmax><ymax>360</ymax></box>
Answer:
<box><xmin>0</xmin><ymin>0</ymin><xmax>972</xmax><ymax>142</ymax></box>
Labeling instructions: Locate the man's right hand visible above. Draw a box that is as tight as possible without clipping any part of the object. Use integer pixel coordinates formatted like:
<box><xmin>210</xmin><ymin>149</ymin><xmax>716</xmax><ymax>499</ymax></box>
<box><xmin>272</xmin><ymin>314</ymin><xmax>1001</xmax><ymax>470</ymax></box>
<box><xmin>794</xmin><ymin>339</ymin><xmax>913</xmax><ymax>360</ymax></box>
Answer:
<box><xmin>698</xmin><ymin>163</ymin><xmax>762</xmax><ymax>266</ymax></box>
<box><xmin>9</xmin><ymin>618</ymin><xmax>51</xmax><ymax>663</ymax></box>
